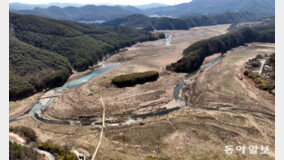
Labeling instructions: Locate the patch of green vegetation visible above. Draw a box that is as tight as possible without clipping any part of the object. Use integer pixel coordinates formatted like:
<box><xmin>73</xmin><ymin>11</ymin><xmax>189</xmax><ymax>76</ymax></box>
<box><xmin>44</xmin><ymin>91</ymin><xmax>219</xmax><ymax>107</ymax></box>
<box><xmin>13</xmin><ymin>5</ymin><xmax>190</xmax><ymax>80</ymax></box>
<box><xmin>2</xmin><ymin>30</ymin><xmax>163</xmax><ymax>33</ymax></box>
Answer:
<box><xmin>9</xmin><ymin>141</ymin><xmax>43</xmax><ymax>160</ymax></box>
<box><xmin>9</xmin><ymin>126</ymin><xmax>38</xmax><ymax>143</ymax></box>
<box><xmin>112</xmin><ymin>71</ymin><xmax>159</xmax><ymax>87</ymax></box>
<box><xmin>246</xmin><ymin>54</ymin><xmax>262</xmax><ymax>69</ymax></box>
<box><xmin>38</xmin><ymin>142</ymin><xmax>77</xmax><ymax>160</ymax></box>
<box><xmin>244</xmin><ymin>71</ymin><xmax>275</xmax><ymax>91</ymax></box>
<box><xmin>267</xmin><ymin>53</ymin><xmax>275</xmax><ymax>80</ymax></box>
<box><xmin>166</xmin><ymin>26</ymin><xmax>275</xmax><ymax>73</ymax></box>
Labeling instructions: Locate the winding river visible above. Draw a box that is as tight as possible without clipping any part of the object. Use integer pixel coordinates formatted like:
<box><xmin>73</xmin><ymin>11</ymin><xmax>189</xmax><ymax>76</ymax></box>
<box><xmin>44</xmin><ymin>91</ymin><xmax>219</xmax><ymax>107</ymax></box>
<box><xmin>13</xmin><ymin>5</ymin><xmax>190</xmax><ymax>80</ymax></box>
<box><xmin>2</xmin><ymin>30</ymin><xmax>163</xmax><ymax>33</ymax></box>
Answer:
<box><xmin>29</xmin><ymin>48</ymin><xmax>222</xmax><ymax>127</ymax></box>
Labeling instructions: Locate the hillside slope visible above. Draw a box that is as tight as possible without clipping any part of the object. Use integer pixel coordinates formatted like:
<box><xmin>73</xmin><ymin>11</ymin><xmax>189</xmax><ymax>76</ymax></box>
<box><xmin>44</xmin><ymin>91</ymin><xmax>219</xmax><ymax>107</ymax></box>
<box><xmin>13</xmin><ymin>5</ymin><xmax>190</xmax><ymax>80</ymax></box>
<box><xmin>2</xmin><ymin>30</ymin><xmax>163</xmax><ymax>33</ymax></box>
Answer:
<box><xmin>9</xmin><ymin>13</ymin><xmax>161</xmax><ymax>100</ymax></box>
<box><xmin>181</xmin><ymin>11</ymin><xmax>262</xmax><ymax>27</ymax></box>
<box><xmin>12</xmin><ymin>5</ymin><xmax>142</xmax><ymax>21</ymax></box>
<box><xmin>145</xmin><ymin>0</ymin><xmax>275</xmax><ymax>18</ymax></box>
<box><xmin>101</xmin><ymin>14</ymin><xmax>189</xmax><ymax>31</ymax></box>
<box><xmin>102</xmin><ymin>12</ymin><xmax>261</xmax><ymax>31</ymax></box>
<box><xmin>167</xmin><ymin>25</ymin><xmax>275</xmax><ymax>73</ymax></box>
<box><xmin>9</xmin><ymin>35</ymin><xmax>72</xmax><ymax>100</ymax></box>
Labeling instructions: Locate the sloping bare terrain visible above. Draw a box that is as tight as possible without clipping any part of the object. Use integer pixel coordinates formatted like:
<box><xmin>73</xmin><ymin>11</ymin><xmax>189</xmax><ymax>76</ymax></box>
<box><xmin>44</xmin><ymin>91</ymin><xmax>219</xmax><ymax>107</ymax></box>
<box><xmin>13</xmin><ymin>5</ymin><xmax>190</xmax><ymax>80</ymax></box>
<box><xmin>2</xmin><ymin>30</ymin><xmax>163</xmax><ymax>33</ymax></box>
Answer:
<box><xmin>44</xmin><ymin>24</ymin><xmax>230</xmax><ymax>121</ymax></box>
<box><xmin>183</xmin><ymin>43</ymin><xmax>275</xmax><ymax>115</ymax></box>
<box><xmin>100</xmin><ymin>43</ymin><xmax>275</xmax><ymax>160</ymax></box>
<box><xmin>9</xmin><ymin>25</ymin><xmax>274</xmax><ymax>160</ymax></box>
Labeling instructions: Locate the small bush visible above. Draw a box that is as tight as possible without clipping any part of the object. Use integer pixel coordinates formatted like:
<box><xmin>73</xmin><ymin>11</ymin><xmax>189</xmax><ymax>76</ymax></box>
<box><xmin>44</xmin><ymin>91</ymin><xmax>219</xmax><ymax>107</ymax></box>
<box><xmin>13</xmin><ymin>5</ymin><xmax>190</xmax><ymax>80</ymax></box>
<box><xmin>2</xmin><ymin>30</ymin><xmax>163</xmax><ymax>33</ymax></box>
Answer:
<box><xmin>251</xmin><ymin>61</ymin><xmax>261</xmax><ymax>68</ymax></box>
<box><xmin>256</xmin><ymin>54</ymin><xmax>262</xmax><ymax>59</ymax></box>
<box><xmin>9</xmin><ymin>126</ymin><xmax>37</xmax><ymax>143</ymax></box>
<box><xmin>9</xmin><ymin>141</ymin><xmax>42</xmax><ymax>160</ymax></box>
<box><xmin>247</xmin><ymin>71</ymin><xmax>260</xmax><ymax>79</ymax></box>
<box><xmin>112</xmin><ymin>71</ymin><xmax>159</xmax><ymax>87</ymax></box>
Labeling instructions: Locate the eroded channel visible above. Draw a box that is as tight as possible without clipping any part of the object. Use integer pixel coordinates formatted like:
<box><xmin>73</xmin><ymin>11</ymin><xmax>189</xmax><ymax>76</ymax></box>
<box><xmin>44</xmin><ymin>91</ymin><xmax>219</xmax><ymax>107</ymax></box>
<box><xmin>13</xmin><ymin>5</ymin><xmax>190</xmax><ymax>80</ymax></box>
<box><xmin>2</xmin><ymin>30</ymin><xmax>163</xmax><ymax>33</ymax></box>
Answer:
<box><xmin>29</xmin><ymin>56</ymin><xmax>222</xmax><ymax>126</ymax></box>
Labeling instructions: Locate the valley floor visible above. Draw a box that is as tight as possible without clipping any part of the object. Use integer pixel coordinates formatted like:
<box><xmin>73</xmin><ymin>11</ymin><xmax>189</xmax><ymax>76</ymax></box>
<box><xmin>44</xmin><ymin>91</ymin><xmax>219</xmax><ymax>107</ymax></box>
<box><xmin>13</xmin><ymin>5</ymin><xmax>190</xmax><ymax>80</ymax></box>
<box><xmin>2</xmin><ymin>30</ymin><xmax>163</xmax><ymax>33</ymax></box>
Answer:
<box><xmin>9</xmin><ymin>24</ymin><xmax>275</xmax><ymax>160</ymax></box>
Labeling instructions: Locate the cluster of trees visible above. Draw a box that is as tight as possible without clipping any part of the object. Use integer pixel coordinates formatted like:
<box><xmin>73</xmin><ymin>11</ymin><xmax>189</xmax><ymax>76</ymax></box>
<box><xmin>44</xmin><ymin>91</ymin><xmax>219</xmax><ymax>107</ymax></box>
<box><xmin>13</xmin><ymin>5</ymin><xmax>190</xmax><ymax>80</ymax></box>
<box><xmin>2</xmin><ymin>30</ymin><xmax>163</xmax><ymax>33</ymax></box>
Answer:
<box><xmin>10</xmin><ymin>13</ymin><xmax>162</xmax><ymax>100</ymax></box>
<box><xmin>246</xmin><ymin>54</ymin><xmax>263</xmax><ymax>68</ymax></box>
<box><xmin>244</xmin><ymin>71</ymin><xmax>274</xmax><ymax>91</ymax></box>
<box><xmin>268</xmin><ymin>53</ymin><xmax>275</xmax><ymax>70</ymax></box>
<box><xmin>9</xmin><ymin>126</ymin><xmax>38</xmax><ymax>143</ymax></box>
<box><xmin>166</xmin><ymin>25</ymin><xmax>275</xmax><ymax>73</ymax></box>
<box><xmin>9</xmin><ymin>141</ymin><xmax>43</xmax><ymax>160</ymax></box>
<box><xmin>9</xmin><ymin>126</ymin><xmax>42</xmax><ymax>160</ymax></box>
<box><xmin>112</xmin><ymin>71</ymin><xmax>159</xmax><ymax>87</ymax></box>
<box><xmin>267</xmin><ymin>53</ymin><xmax>275</xmax><ymax>80</ymax></box>
<box><xmin>101</xmin><ymin>11</ymin><xmax>263</xmax><ymax>31</ymax></box>
<box><xmin>9</xmin><ymin>125</ymin><xmax>77</xmax><ymax>160</ymax></box>
<box><xmin>38</xmin><ymin>142</ymin><xmax>77</xmax><ymax>160</ymax></box>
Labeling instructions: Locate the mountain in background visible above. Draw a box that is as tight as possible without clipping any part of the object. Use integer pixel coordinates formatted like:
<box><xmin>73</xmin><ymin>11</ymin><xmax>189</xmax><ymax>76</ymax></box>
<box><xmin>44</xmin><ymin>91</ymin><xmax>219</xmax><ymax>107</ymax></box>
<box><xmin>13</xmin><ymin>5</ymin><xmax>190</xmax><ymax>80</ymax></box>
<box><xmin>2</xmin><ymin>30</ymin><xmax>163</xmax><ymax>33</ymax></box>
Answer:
<box><xmin>101</xmin><ymin>12</ymin><xmax>262</xmax><ymax>31</ymax></box>
<box><xmin>134</xmin><ymin>3</ymin><xmax>168</xmax><ymax>10</ymax></box>
<box><xmin>10</xmin><ymin>0</ymin><xmax>274</xmax><ymax>21</ymax></box>
<box><xmin>9</xmin><ymin>12</ymin><xmax>162</xmax><ymax>100</ymax></box>
<box><xmin>120</xmin><ymin>6</ymin><xmax>144</xmax><ymax>14</ymax></box>
<box><xmin>145</xmin><ymin>0</ymin><xmax>275</xmax><ymax>18</ymax></box>
<box><xmin>101</xmin><ymin>14</ymin><xmax>189</xmax><ymax>31</ymax></box>
<box><xmin>181</xmin><ymin>11</ymin><xmax>262</xmax><ymax>27</ymax></box>
<box><xmin>9</xmin><ymin>2</ymin><xmax>84</xmax><ymax>10</ymax></box>
<box><xmin>11</xmin><ymin>5</ymin><xmax>142</xmax><ymax>21</ymax></box>
<box><xmin>9</xmin><ymin>2</ymin><xmax>168</xmax><ymax>11</ymax></box>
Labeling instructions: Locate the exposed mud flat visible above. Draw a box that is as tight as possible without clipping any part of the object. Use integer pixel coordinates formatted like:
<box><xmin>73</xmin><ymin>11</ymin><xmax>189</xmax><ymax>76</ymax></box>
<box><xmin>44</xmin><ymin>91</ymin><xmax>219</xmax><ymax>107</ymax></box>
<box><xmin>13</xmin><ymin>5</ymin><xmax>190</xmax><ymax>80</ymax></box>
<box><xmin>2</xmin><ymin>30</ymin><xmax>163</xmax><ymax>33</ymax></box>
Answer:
<box><xmin>183</xmin><ymin>43</ymin><xmax>275</xmax><ymax>115</ymax></box>
<box><xmin>9</xmin><ymin>25</ymin><xmax>275</xmax><ymax>160</ymax></box>
<box><xmin>44</xmin><ymin>24</ymin><xmax>230</xmax><ymax>122</ymax></box>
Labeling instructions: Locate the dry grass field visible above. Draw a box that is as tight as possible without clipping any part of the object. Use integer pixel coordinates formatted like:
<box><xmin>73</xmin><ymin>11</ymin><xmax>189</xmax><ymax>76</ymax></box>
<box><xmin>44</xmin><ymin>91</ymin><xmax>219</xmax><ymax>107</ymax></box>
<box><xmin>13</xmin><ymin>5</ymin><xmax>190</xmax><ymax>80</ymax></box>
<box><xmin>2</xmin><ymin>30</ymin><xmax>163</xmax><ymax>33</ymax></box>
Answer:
<box><xmin>9</xmin><ymin>25</ymin><xmax>275</xmax><ymax>160</ymax></box>
<box><xmin>44</xmin><ymin>24</ymin><xmax>230</xmax><ymax>122</ymax></box>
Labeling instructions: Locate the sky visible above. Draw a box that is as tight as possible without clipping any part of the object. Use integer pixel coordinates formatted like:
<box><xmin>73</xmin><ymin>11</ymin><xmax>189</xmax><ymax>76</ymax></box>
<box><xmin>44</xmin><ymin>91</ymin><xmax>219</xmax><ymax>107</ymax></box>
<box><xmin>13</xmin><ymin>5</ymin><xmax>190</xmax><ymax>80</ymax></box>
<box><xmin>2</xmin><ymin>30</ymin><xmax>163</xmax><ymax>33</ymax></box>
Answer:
<box><xmin>9</xmin><ymin>0</ymin><xmax>192</xmax><ymax>5</ymax></box>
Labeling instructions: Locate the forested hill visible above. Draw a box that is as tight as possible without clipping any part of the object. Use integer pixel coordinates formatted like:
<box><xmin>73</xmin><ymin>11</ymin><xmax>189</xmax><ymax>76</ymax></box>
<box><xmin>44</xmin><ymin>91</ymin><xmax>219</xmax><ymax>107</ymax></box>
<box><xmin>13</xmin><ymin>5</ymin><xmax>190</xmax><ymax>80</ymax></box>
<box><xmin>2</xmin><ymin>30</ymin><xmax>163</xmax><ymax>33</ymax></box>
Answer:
<box><xmin>181</xmin><ymin>11</ymin><xmax>261</xmax><ymax>28</ymax></box>
<box><xmin>11</xmin><ymin>0</ymin><xmax>274</xmax><ymax>22</ymax></box>
<box><xmin>11</xmin><ymin>5</ymin><xmax>142</xmax><ymax>21</ymax></box>
<box><xmin>101</xmin><ymin>14</ymin><xmax>189</xmax><ymax>31</ymax></box>
<box><xmin>9</xmin><ymin>13</ymin><xmax>163</xmax><ymax>100</ymax></box>
<box><xmin>166</xmin><ymin>25</ymin><xmax>275</xmax><ymax>73</ymax></box>
<box><xmin>145</xmin><ymin>0</ymin><xmax>275</xmax><ymax>18</ymax></box>
<box><xmin>101</xmin><ymin>12</ymin><xmax>262</xmax><ymax>31</ymax></box>
<box><xmin>9</xmin><ymin>35</ymin><xmax>72</xmax><ymax>100</ymax></box>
